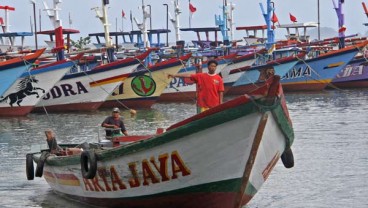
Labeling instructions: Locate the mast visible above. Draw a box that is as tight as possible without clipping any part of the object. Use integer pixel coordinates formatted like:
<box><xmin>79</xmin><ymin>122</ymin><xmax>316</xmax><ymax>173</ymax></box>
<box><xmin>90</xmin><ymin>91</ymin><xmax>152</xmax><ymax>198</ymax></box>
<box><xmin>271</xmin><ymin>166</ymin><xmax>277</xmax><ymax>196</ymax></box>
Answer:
<box><xmin>133</xmin><ymin>0</ymin><xmax>150</xmax><ymax>48</ymax></box>
<box><xmin>215</xmin><ymin>0</ymin><xmax>230</xmax><ymax>45</ymax></box>
<box><xmin>0</xmin><ymin>5</ymin><xmax>15</xmax><ymax>45</ymax></box>
<box><xmin>259</xmin><ymin>0</ymin><xmax>275</xmax><ymax>50</ymax></box>
<box><xmin>171</xmin><ymin>0</ymin><xmax>182</xmax><ymax>42</ymax></box>
<box><xmin>42</xmin><ymin>0</ymin><xmax>65</xmax><ymax>60</ymax></box>
<box><xmin>92</xmin><ymin>0</ymin><xmax>114</xmax><ymax>62</ymax></box>
<box><xmin>228</xmin><ymin>2</ymin><xmax>235</xmax><ymax>42</ymax></box>
<box><xmin>332</xmin><ymin>0</ymin><xmax>345</xmax><ymax>48</ymax></box>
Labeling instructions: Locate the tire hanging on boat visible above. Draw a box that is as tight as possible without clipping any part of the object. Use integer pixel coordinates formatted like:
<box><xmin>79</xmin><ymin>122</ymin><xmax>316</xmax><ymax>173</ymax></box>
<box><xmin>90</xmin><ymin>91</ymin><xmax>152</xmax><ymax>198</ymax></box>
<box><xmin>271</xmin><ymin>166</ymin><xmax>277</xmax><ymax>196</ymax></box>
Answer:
<box><xmin>35</xmin><ymin>151</ymin><xmax>49</xmax><ymax>177</ymax></box>
<box><xmin>26</xmin><ymin>154</ymin><xmax>35</xmax><ymax>180</ymax></box>
<box><xmin>81</xmin><ymin>150</ymin><xmax>97</xmax><ymax>179</ymax></box>
<box><xmin>281</xmin><ymin>148</ymin><xmax>294</xmax><ymax>168</ymax></box>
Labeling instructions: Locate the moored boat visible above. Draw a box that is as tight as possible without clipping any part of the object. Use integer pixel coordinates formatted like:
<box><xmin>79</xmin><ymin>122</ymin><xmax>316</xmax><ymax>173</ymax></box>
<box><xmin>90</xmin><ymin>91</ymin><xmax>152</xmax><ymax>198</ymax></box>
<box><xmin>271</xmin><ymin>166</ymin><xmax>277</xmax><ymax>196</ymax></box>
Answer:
<box><xmin>0</xmin><ymin>48</ymin><xmax>45</xmax><ymax>96</ymax></box>
<box><xmin>101</xmin><ymin>53</ymin><xmax>192</xmax><ymax>109</ymax></box>
<box><xmin>281</xmin><ymin>41</ymin><xmax>368</xmax><ymax>91</ymax></box>
<box><xmin>33</xmin><ymin>50</ymin><xmax>152</xmax><ymax>112</ymax></box>
<box><xmin>27</xmin><ymin>74</ymin><xmax>295</xmax><ymax>208</ymax></box>
<box><xmin>0</xmin><ymin>59</ymin><xmax>75</xmax><ymax>116</ymax></box>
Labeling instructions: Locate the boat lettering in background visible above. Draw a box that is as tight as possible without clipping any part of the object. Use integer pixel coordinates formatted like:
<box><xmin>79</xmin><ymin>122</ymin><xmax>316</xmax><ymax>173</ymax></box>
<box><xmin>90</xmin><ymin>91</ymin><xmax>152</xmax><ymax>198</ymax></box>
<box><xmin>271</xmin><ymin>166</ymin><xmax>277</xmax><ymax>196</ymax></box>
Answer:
<box><xmin>83</xmin><ymin>150</ymin><xmax>191</xmax><ymax>192</ymax></box>
<box><xmin>42</xmin><ymin>81</ymin><xmax>88</xmax><ymax>100</ymax></box>
<box><xmin>168</xmin><ymin>77</ymin><xmax>194</xmax><ymax>89</ymax></box>
<box><xmin>0</xmin><ymin>76</ymin><xmax>45</xmax><ymax>107</ymax></box>
<box><xmin>282</xmin><ymin>66</ymin><xmax>312</xmax><ymax>80</ymax></box>
<box><xmin>336</xmin><ymin>64</ymin><xmax>364</xmax><ymax>78</ymax></box>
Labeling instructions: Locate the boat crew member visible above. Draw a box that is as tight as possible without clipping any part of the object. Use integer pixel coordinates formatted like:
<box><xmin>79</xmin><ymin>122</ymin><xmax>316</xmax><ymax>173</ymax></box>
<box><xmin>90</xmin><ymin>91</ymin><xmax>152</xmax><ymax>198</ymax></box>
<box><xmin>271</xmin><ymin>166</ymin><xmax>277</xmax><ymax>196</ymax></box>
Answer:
<box><xmin>168</xmin><ymin>59</ymin><xmax>224</xmax><ymax>113</ymax></box>
<box><xmin>101</xmin><ymin>107</ymin><xmax>129</xmax><ymax>137</ymax></box>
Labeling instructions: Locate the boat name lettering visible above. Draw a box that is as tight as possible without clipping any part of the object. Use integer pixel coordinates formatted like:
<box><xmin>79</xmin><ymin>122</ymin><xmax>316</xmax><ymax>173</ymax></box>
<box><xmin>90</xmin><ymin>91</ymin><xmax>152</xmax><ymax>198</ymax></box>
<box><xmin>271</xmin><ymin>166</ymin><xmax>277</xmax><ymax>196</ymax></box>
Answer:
<box><xmin>43</xmin><ymin>81</ymin><xmax>88</xmax><ymax>100</ymax></box>
<box><xmin>169</xmin><ymin>77</ymin><xmax>193</xmax><ymax>89</ymax></box>
<box><xmin>282</xmin><ymin>66</ymin><xmax>311</xmax><ymax>80</ymax></box>
<box><xmin>336</xmin><ymin>65</ymin><xmax>364</xmax><ymax>78</ymax></box>
<box><xmin>82</xmin><ymin>150</ymin><xmax>191</xmax><ymax>192</ymax></box>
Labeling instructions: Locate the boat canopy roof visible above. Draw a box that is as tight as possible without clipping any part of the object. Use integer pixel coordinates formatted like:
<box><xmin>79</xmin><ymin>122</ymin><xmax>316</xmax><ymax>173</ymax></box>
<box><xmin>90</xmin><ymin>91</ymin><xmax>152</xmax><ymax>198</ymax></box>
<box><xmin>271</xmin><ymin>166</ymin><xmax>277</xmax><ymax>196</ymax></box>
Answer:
<box><xmin>180</xmin><ymin>27</ymin><xmax>221</xmax><ymax>32</ymax></box>
<box><xmin>0</xmin><ymin>32</ymin><xmax>33</xmax><ymax>37</ymax></box>
<box><xmin>89</xmin><ymin>29</ymin><xmax>171</xmax><ymax>37</ymax></box>
<box><xmin>37</xmin><ymin>29</ymin><xmax>80</xmax><ymax>35</ymax></box>
<box><xmin>277</xmin><ymin>22</ymin><xmax>318</xmax><ymax>29</ymax></box>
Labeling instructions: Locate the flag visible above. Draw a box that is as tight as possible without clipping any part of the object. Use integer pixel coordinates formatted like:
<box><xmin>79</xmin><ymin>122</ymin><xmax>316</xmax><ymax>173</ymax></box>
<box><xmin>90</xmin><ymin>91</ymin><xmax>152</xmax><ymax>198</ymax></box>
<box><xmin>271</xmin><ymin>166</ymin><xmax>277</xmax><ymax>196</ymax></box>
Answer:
<box><xmin>271</xmin><ymin>13</ymin><xmax>278</xmax><ymax>24</ymax></box>
<box><xmin>122</xmin><ymin>9</ymin><xmax>126</xmax><ymax>18</ymax></box>
<box><xmin>289</xmin><ymin>13</ymin><xmax>297</xmax><ymax>23</ymax></box>
<box><xmin>189</xmin><ymin>3</ymin><xmax>197</xmax><ymax>13</ymax></box>
<box><xmin>338</xmin><ymin>25</ymin><xmax>346</xmax><ymax>33</ymax></box>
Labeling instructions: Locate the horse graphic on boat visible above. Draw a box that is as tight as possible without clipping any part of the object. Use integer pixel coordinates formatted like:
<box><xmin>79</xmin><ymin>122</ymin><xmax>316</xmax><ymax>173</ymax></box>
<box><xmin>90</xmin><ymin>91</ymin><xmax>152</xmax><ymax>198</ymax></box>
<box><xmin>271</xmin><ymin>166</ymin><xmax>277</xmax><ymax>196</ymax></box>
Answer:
<box><xmin>0</xmin><ymin>76</ymin><xmax>45</xmax><ymax>107</ymax></box>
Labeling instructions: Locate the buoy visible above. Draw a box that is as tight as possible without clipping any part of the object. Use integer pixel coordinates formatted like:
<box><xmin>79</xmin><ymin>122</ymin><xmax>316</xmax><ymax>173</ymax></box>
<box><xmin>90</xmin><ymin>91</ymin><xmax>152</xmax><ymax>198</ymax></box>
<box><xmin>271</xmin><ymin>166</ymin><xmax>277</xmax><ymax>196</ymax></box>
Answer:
<box><xmin>130</xmin><ymin>109</ymin><xmax>137</xmax><ymax>117</ymax></box>
<box><xmin>26</xmin><ymin>154</ymin><xmax>34</xmax><ymax>180</ymax></box>
<box><xmin>80</xmin><ymin>150</ymin><xmax>97</xmax><ymax>179</ymax></box>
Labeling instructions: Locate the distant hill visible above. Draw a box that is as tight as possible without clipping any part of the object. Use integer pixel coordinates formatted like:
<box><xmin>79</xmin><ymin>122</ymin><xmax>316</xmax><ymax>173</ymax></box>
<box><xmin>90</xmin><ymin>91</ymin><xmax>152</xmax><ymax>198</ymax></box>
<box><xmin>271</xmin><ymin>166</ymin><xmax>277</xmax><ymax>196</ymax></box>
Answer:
<box><xmin>308</xmin><ymin>27</ymin><xmax>366</xmax><ymax>40</ymax></box>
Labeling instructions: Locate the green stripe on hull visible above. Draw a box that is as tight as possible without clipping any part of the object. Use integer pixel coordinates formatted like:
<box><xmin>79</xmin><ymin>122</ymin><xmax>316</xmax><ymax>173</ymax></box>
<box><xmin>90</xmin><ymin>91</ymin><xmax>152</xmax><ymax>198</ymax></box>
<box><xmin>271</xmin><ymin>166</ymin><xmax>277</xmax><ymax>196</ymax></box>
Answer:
<box><xmin>46</xmin><ymin>97</ymin><xmax>293</xmax><ymax>167</ymax></box>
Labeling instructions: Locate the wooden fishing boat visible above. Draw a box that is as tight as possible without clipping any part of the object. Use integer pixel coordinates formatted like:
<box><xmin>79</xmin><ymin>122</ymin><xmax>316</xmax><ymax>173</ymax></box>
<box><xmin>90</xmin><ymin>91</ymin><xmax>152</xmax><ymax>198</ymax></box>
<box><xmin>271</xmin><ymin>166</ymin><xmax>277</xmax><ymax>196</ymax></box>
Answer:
<box><xmin>101</xmin><ymin>53</ymin><xmax>192</xmax><ymax>109</ymax></box>
<box><xmin>280</xmin><ymin>41</ymin><xmax>368</xmax><ymax>91</ymax></box>
<box><xmin>228</xmin><ymin>54</ymin><xmax>302</xmax><ymax>95</ymax></box>
<box><xmin>27</xmin><ymin>75</ymin><xmax>295</xmax><ymax>208</ymax></box>
<box><xmin>0</xmin><ymin>59</ymin><xmax>75</xmax><ymax>116</ymax></box>
<box><xmin>330</xmin><ymin>55</ymin><xmax>368</xmax><ymax>88</ymax></box>
<box><xmin>32</xmin><ymin>50</ymin><xmax>152</xmax><ymax>112</ymax></box>
<box><xmin>0</xmin><ymin>48</ymin><xmax>45</xmax><ymax>96</ymax></box>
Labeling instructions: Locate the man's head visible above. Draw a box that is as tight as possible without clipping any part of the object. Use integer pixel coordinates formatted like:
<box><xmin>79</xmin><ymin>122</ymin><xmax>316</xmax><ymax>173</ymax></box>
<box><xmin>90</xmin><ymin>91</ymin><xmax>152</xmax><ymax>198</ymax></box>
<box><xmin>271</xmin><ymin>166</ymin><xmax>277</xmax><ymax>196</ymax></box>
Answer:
<box><xmin>207</xmin><ymin>59</ymin><xmax>218</xmax><ymax>74</ymax></box>
<box><xmin>112</xmin><ymin>107</ymin><xmax>120</xmax><ymax>118</ymax></box>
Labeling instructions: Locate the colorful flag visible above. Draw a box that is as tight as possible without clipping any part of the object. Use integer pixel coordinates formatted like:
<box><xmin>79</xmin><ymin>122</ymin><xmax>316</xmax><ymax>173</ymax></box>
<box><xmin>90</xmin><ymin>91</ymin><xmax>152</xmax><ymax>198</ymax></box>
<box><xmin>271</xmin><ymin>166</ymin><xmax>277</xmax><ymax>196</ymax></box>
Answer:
<box><xmin>122</xmin><ymin>10</ymin><xmax>125</xmax><ymax>18</ymax></box>
<box><xmin>189</xmin><ymin>3</ymin><xmax>197</xmax><ymax>13</ymax></box>
<box><xmin>289</xmin><ymin>13</ymin><xmax>297</xmax><ymax>23</ymax></box>
<box><xmin>271</xmin><ymin>13</ymin><xmax>278</xmax><ymax>23</ymax></box>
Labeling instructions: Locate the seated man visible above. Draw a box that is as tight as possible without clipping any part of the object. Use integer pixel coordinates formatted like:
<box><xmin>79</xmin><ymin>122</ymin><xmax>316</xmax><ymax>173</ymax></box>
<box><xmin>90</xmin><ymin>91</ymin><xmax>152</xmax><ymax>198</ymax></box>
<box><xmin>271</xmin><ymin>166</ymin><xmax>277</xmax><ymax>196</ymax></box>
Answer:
<box><xmin>101</xmin><ymin>107</ymin><xmax>129</xmax><ymax>138</ymax></box>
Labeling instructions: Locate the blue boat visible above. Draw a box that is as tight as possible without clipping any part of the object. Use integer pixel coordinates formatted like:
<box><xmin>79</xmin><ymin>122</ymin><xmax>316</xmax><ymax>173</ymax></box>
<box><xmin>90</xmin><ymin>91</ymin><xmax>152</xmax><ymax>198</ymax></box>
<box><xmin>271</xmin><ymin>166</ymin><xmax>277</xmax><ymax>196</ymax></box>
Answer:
<box><xmin>0</xmin><ymin>48</ymin><xmax>45</xmax><ymax>96</ymax></box>
<box><xmin>280</xmin><ymin>42</ymin><xmax>368</xmax><ymax>91</ymax></box>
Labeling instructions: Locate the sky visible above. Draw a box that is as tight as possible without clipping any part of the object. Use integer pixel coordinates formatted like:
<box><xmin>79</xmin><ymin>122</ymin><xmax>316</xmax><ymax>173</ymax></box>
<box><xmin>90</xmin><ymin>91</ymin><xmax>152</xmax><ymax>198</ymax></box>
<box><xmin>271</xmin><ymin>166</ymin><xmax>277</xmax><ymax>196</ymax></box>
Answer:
<box><xmin>1</xmin><ymin>0</ymin><xmax>368</xmax><ymax>46</ymax></box>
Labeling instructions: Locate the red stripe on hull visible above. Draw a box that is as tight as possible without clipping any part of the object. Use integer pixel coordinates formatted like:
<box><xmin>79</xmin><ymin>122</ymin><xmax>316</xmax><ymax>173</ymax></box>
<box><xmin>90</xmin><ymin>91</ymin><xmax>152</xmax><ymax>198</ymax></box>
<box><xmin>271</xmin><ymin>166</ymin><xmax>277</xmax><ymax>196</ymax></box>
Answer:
<box><xmin>101</xmin><ymin>98</ymin><xmax>158</xmax><ymax>109</ymax></box>
<box><xmin>330</xmin><ymin>80</ymin><xmax>368</xmax><ymax>88</ymax></box>
<box><xmin>59</xmin><ymin>192</ymin><xmax>246</xmax><ymax>208</ymax></box>
<box><xmin>158</xmin><ymin>92</ymin><xmax>196</xmax><ymax>102</ymax></box>
<box><xmin>0</xmin><ymin>106</ymin><xmax>34</xmax><ymax>116</ymax></box>
<box><xmin>281</xmin><ymin>83</ymin><xmax>328</xmax><ymax>91</ymax></box>
<box><xmin>32</xmin><ymin>102</ymin><xmax>103</xmax><ymax>113</ymax></box>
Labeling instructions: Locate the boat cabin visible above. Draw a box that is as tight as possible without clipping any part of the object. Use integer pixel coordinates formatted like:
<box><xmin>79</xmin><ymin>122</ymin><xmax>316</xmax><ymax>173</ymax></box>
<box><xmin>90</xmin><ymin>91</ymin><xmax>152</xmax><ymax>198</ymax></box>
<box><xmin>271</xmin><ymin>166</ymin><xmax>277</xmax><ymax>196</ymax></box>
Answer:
<box><xmin>0</xmin><ymin>32</ymin><xmax>33</xmax><ymax>52</ymax></box>
<box><xmin>180</xmin><ymin>27</ymin><xmax>223</xmax><ymax>48</ymax></box>
<box><xmin>36</xmin><ymin>28</ymin><xmax>80</xmax><ymax>52</ymax></box>
<box><xmin>236</xmin><ymin>25</ymin><xmax>269</xmax><ymax>45</ymax></box>
<box><xmin>88</xmin><ymin>29</ymin><xmax>171</xmax><ymax>50</ymax></box>
<box><xmin>277</xmin><ymin>22</ymin><xmax>318</xmax><ymax>43</ymax></box>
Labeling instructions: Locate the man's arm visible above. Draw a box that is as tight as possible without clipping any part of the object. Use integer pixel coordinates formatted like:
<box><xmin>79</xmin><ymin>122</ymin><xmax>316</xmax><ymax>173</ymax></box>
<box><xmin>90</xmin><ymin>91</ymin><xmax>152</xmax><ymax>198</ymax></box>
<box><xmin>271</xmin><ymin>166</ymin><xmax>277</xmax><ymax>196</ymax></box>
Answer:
<box><xmin>122</xmin><ymin>130</ymin><xmax>129</xmax><ymax>136</ymax></box>
<box><xmin>219</xmin><ymin>91</ymin><xmax>224</xmax><ymax>104</ymax></box>
<box><xmin>167</xmin><ymin>73</ymin><xmax>192</xmax><ymax>79</ymax></box>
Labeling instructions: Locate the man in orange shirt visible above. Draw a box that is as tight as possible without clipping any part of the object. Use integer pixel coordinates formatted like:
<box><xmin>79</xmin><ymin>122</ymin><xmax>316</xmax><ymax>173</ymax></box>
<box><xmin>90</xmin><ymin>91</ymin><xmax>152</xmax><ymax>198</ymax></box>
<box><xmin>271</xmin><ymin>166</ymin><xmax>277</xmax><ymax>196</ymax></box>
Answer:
<box><xmin>168</xmin><ymin>59</ymin><xmax>224</xmax><ymax>113</ymax></box>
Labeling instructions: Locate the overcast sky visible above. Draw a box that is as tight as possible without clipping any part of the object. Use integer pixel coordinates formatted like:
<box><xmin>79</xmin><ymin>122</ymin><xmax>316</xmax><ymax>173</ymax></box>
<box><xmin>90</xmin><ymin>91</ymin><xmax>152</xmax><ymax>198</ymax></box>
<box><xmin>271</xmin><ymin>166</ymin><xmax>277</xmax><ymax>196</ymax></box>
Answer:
<box><xmin>2</xmin><ymin>0</ymin><xmax>368</xmax><ymax>46</ymax></box>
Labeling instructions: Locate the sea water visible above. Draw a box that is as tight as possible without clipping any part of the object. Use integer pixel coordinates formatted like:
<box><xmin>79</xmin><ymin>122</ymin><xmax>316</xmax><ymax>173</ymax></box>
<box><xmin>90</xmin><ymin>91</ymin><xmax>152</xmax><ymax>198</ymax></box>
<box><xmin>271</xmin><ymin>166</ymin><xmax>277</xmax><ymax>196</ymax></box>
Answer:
<box><xmin>0</xmin><ymin>89</ymin><xmax>367</xmax><ymax>208</ymax></box>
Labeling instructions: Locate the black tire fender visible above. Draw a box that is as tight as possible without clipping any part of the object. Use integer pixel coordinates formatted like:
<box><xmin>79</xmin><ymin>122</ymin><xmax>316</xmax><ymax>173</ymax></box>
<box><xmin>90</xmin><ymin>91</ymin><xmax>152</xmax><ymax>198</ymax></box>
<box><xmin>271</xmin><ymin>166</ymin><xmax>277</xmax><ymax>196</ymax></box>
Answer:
<box><xmin>80</xmin><ymin>150</ymin><xmax>97</xmax><ymax>179</ymax></box>
<box><xmin>26</xmin><ymin>154</ymin><xmax>34</xmax><ymax>180</ymax></box>
<box><xmin>281</xmin><ymin>148</ymin><xmax>294</xmax><ymax>169</ymax></box>
<box><xmin>35</xmin><ymin>151</ymin><xmax>49</xmax><ymax>177</ymax></box>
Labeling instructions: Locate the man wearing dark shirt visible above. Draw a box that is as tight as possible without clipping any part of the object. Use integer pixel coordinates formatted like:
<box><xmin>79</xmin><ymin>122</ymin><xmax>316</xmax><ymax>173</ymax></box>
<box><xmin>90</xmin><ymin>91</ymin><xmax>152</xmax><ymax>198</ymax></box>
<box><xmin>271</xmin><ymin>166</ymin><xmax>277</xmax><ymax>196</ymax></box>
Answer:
<box><xmin>101</xmin><ymin>107</ymin><xmax>129</xmax><ymax>137</ymax></box>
